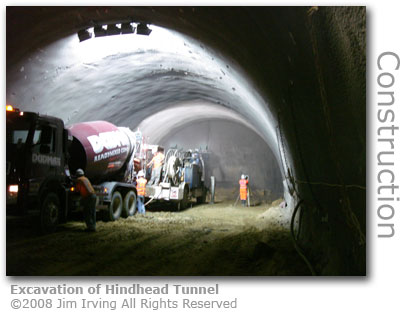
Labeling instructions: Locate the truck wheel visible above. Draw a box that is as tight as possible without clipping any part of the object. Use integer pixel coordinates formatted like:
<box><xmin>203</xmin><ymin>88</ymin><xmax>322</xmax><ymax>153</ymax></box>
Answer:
<box><xmin>40</xmin><ymin>192</ymin><xmax>60</xmax><ymax>233</ymax></box>
<box><xmin>108</xmin><ymin>191</ymin><xmax>123</xmax><ymax>221</ymax></box>
<box><xmin>123</xmin><ymin>190</ymin><xmax>137</xmax><ymax>218</ymax></box>
<box><xmin>210</xmin><ymin>176</ymin><xmax>216</xmax><ymax>204</ymax></box>
<box><xmin>180</xmin><ymin>186</ymin><xmax>189</xmax><ymax>210</ymax></box>
<box><xmin>196</xmin><ymin>187</ymin><xmax>207</xmax><ymax>204</ymax></box>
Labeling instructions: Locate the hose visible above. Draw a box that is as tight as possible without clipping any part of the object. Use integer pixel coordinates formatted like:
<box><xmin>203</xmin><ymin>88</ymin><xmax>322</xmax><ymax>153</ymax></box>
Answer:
<box><xmin>144</xmin><ymin>185</ymin><xmax>163</xmax><ymax>207</ymax></box>
<box><xmin>296</xmin><ymin>207</ymin><xmax>303</xmax><ymax>241</ymax></box>
<box><xmin>144</xmin><ymin>197</ymin><xmax>156</xmax><ymax>207</ymax></box>
<box><xmin>290</xmin><ymin>199</ymin><xmax>316</xmax><ymax>276</ymax></box>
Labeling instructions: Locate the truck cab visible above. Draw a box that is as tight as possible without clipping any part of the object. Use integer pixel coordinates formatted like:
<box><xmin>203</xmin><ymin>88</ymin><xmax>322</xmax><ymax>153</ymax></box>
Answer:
<box><xmin>6</xmin><ymin>106</ymin><xmax>71</xmax><ymax>231</ymax></box>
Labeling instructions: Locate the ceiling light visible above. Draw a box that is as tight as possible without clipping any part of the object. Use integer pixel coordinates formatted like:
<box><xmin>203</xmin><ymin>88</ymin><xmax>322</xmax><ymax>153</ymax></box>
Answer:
<box><xmin>121</xmin><ymin>22</ymin><xmax>135</xmax><ymax>34</ymax></box>
<box><xmin>137</xmin><ymin>23</ymin><xmax>152</xmax><ymax>36</ymax></box>
<box><xmin>106</xmin><ymin>24</ymin><xmax>121</xmax><ymax>36</ymax></box>
<box><xmin>77</xmin><ymin>29</ymin><xmax>92</xmax><ymax>42</ymax></box>
<box><xmin>94</xmin><ymin>25</ymin><xmax>106</xmax><ymax>37</ymax></box>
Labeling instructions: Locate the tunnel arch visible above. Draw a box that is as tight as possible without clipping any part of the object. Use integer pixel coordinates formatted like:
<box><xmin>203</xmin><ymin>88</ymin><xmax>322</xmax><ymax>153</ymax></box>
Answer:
<box><xmin>138</xmin><ymin>101</ymin><xmax>264</xmax><ymax>144</ymax></box>
<box><xmin>138</xmin><ymin>102</ymin><xmax>283</xmax><ymax>198</ymax></box>
<box><xmin>7</xmin><ymin>23</ymin><xmax>281</xmax><ymax>167</ymax></box>
<box><xmin>6</xmin><ymin>7</ymin><xmax>366</xmax><ymax>275</ymax></box>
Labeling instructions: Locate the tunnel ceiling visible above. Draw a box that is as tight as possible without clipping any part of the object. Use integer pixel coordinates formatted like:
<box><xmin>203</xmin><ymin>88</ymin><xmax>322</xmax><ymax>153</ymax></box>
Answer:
<box><xmin>138</xmin><ymin>102</ymin><xmax>264</xmax><ymax>144</ymax></box>
<box><xmin>6</xmin><ymin>6</ymin><xmax>366</xmax><ymax>274</ymax></box>
<box><xmin>7</xmin><ymin>10</ymin><xmax>279</xmax><ymax>161</ymax></box>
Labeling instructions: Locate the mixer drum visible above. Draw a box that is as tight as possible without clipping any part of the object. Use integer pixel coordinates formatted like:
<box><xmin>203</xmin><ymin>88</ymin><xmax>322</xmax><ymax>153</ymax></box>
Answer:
<box><xmin>67</xmin><ymin>121</ymin><xmax>133</xmax><ymax>181</ymax></box>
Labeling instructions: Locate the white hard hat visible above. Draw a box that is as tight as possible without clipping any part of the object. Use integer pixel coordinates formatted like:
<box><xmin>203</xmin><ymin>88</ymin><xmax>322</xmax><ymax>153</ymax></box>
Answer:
<box><xmin>241</xmin><ymin>174</ymin><xmax>245</xmax><ymax>179</ymax></box>
<box><xmin>138</xmin><ymin>170</ymin><xmax>145</xmax><ymax>177</ymax></box>
<box><xmin>76</xmin><ymin>168</ymin><xmax>84</xmax><ymax>177</ymax></box>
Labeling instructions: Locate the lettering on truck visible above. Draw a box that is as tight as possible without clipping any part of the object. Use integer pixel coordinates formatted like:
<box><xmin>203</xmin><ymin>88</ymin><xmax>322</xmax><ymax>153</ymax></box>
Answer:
<box><xmin>87</xmin><ymin>130</ymin><xmax>130</xmax><ymax>162</ymax></box>
<box><xmin>32</xmin><ymin>153</ymin><xmax>61</xmax><ymax>167</ymax></box>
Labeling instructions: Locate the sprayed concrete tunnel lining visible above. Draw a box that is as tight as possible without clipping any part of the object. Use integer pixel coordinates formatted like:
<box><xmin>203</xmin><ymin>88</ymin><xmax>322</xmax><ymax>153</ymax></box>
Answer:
<box><xmin>7</xmin><ymin>21</ymin><xmax>283</xmax><ymax>199</ymax></box>
<box><xmin>6</xmin><ymin>7</ymin><xmax>366</xmax><ymax>275</ymax></box>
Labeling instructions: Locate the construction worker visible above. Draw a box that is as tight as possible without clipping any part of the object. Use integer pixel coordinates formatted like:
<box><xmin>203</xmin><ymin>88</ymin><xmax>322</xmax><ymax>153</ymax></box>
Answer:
<box><xmin>133</xmin><ymin>157</ymin><xmax>141</xmax><ymax>174</ymax></box>
<box><xmin>239</xmin><ymin>174</ymin><xmax>249</xmax><ymax>207</ymax></box>
<box><xmin>136</xmin><ymin>171</ymin><xmax>147</xmax><ymax>214</ymax></box>
<box><xmin>75</xmin><ymin>168</ymin><xmax>96</xmax><ymax>231</ymax></box>
<box><xmin>147</xmin><ymin>149</ymin><xmax>164</xmax><ymax>186</ymax></box>
<box><xmin>191</xmin><ymin>150</ymin><xmax>200</xmax><ymax>165</ymax></box>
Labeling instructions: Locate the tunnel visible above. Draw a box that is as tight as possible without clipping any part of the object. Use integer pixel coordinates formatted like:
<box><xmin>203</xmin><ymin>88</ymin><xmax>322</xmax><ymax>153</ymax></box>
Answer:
<box><xmin>6</xmin><ymin>6</ymin><xmax>366</xmax><ymax>276</ymax></box>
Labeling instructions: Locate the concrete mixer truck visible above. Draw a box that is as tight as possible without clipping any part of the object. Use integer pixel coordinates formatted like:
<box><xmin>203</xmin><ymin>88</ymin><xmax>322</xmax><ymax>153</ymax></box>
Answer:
<box><xmin>6</xmin><ymin>105</ymin><xmax>139</xmax><ymax>232</ymax></box>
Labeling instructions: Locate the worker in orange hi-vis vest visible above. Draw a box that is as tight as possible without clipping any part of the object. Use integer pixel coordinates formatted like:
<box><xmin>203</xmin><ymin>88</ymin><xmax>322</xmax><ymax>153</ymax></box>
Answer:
<box><xmin>239</xmin><ymin>174</ymin><xmax>249</xmax><ymax>207</ymax></box>
<box><xmin>147</xmin><ymin>150</ymin><xmax>165</xmax><ymax>186</ymax></box>
<box><xmin>75</xmin><ymin>168</ymin><xmax>97</xmax><ymax>231</ymax></box>
<box><xmin>136</xmin><ymin>171</ymin><xmax>147</xmax><ymax>214</ymax></box>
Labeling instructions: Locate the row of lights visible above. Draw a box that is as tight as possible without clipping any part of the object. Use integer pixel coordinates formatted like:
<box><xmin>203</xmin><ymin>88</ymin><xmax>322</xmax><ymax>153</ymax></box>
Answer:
<box><xmin>78</xmin><ymin>22</ymin><xmax>152</xmax><ymax>42</ymax></box>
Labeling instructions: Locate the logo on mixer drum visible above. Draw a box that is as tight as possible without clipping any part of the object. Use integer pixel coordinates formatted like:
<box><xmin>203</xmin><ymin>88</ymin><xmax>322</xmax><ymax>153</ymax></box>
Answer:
<box><xmin>87</xmin><ymin>130</ymin><xmax>130</xmax><ymax>162</ymax></box>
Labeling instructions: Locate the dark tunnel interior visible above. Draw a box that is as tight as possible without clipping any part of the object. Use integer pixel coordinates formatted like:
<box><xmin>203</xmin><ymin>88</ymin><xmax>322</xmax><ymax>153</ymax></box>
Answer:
<box><xmin>6</xmin><ymin>6</ymin><xmax>366</xmax><ymax>275</ymax></box>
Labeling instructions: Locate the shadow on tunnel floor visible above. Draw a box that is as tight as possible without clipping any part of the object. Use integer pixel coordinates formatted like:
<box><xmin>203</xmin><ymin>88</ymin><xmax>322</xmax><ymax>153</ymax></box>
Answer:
<box><xmin>6</xmin><ymin>207</ymin><xmax>311</xmax><ymax>276</ymax></box>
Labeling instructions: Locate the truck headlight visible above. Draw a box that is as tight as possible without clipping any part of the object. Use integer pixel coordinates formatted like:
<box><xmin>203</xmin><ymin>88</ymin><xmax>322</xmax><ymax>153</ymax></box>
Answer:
<box><xmin>9</xmin><ymin>185</ymin><xmax>18</xmax><ymax>193</ymax></box>
<box><xmin>7</xmin><ymin>184</ymin><xmax>19</xmax><ymax>204</ymax></box>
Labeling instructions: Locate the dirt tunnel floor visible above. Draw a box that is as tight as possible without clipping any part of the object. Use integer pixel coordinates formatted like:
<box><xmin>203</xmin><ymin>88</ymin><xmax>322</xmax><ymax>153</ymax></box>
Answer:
<box><xmin>6</xmin><ymin>202</ymin><xmax>310</xmax><ymax>276</ymax></box>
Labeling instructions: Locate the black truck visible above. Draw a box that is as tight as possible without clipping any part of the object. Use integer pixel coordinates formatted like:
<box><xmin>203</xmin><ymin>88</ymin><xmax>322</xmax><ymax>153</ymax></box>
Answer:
<box><xmin>6</xmin><ymin>105</ymin><xmax>139</xmax><ymax>232</ymax></box>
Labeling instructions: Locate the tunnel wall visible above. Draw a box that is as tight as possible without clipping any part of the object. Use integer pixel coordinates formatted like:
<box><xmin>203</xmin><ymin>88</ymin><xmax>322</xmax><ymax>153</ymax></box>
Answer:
<box><xmin>6</xmin><ymin>6</ymin><xmax>366</xmax><ymax>275</ymax></box>
<box><xmin>268</xmin><ymin>7</ymin><xmax>366</xmax><ymax>275</ymax></box>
